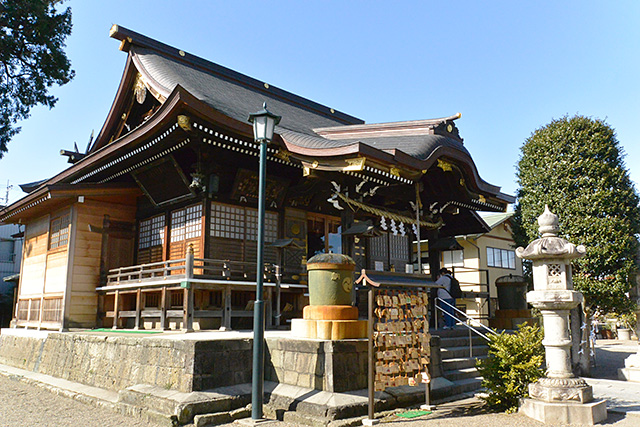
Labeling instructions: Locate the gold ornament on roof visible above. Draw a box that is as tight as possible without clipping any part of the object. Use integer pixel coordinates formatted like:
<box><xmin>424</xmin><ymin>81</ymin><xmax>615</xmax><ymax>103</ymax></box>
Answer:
<box><xmin>390</xmin><ymin>167</ymin><xmax>401</xmax><ymax>177</ymax></box>
<box><xmin>437</xmin><ymin>159</ymin><xmax>453</xmax><ymax>172</ymax></box>
<box><xmin>133</xmin><ymin>73</ymin><xmax>147</xmax><ymax>104</ymax></box>
<box><xmin>275</xmin><ymin>149</ymin><xmax>291</xmax><ymax>162</ymax></box>
<box><xmin>177</xmin><ymin>115</ymin><xmax>192</xmax><ymax>132</ymax></box>
<box><xmin>344</xmin><ymin>157</ymin><xmax>366</xmax><ymax>171</ymax></box>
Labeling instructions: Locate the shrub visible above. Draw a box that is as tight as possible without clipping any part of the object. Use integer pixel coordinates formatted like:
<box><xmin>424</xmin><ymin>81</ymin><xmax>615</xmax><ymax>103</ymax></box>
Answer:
<box><xmin>476</xmin><ymin>324</ymin><xmax>545</xmax><ymax>413</ymax></box>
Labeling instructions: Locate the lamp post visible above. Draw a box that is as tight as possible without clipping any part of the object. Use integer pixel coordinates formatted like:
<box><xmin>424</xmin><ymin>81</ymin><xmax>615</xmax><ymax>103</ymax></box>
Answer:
<box><xmin>248</xmin><ymin>102</ymin><xmax>281</xmax><ymax>420</ymax></box>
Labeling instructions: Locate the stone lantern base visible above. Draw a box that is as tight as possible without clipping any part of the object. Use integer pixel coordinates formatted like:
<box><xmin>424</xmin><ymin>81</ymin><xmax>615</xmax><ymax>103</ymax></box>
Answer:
<box><xmin>520</xmin><ymin>378</ymin><xmax>606</xmax><ymax>425</ymax></box>
<box><xmin>619</xmin><ymin>353</ymin><xmax>640</xmax><ymax>382</ymax></box>
<box><xmin>519</xmin><ymin>398</ymin><xmax>607</xmax><ymax>425</ymax></box>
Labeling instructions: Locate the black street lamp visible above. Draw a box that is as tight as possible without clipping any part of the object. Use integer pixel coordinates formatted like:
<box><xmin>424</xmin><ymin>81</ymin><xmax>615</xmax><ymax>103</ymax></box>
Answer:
<box><xmin>247</xmin><ymin>102</ymin><xmax>281</xmax><ymax>420</ymax></box>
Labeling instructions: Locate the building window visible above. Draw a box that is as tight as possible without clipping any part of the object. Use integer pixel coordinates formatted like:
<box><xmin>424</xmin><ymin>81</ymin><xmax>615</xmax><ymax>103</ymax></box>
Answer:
<box><xmin>210</xmin><ymin>202</ymin><xmax>277</xmax><ymax>242</ymax></box>
<box><xmin>170</xmin><ymin>204</ymin><xmax>202</xmax><ymax>243</ymax></box>
<box><xmin>138</xmin><ymin>214</ymin><xmax>165</xmax><ymax>249</ymax></box>
<box><xmin>442</xmin><ymin>249</ymin><xmax>464</xmax><ymax>267</ymax></box>
<box><xmin>49</xmin><ymin>213</ymin><xmax>71</xmax><ymax>250</ymax></box>
<box><xmin>487</xmin><ymin>247</ymin><xmax>516</xmax><ymax>269</ymax></box>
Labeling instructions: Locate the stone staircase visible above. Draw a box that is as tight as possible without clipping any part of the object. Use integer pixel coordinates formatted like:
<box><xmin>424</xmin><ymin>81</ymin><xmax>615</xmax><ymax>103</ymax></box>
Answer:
<box><xmin>434</xmin><ymin>327</ymin><xmax>490</xmax><ymax>399</ymax></box>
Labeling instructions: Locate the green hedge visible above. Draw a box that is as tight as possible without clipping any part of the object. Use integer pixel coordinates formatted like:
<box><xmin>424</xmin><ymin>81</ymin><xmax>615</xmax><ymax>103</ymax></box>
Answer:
<box><xmin>476</xmin><ymin>324</ymin><xmax>545</xmax><ymax>413</ymax></box>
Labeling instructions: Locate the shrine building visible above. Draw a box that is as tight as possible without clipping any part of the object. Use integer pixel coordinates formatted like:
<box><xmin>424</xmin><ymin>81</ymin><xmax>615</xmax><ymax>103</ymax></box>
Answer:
<box><xmin>0</xmin><ymin>25</ymin><xmax>513</xmax><ymax>331</ymax></box>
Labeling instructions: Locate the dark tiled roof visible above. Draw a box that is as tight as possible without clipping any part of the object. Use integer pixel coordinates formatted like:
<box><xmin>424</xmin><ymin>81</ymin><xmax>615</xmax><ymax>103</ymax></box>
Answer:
<box><xmin>278</xmin><ymin>129</ymin><xmax>358</xmax><ymax>149</ymax></box>
<box><xmin>132</xmin><ymin>46</ymin><xmax>360</xmax><ymax>136</ymax></box>
<box><xmin>334</xmin><ymin>134</ymin><xmax>470</xmax><ymax>161</ymax></box>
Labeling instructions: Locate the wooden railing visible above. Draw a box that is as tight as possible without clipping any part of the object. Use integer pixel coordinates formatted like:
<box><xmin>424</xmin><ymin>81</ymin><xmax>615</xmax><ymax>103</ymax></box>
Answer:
<box><xmin>105</xmin><ymin>250</ymin><xmax>275</xmax><ymax>286</ymax></box>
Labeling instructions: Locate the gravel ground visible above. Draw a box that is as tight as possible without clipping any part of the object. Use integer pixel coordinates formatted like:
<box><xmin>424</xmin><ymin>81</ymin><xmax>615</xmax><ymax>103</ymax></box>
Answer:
<box><xmin>0</xmin><ymin>374</ymin><xmax>160</xmax><ymax>427</ymax></box>
<box><xmin>1</xmin><ymin>372</ymin><xmax>637</xmax><ymax>427</ymax></box>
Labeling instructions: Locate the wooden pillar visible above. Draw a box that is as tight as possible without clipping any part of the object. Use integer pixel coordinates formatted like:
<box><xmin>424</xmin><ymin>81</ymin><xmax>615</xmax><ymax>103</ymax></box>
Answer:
<box><xmin>37</xmin><ymin>295</ymin><xmax>45</xmax><ymax>330</ymax></box>
<box><xmin>134</xmin><ymin>288</ymin><xmax>143</xmax><ymax>330</ymax></box>
<box><xmin>160</xmin><ymin>287</ymin><xmax>169</xmax><ymax>330</ymax></box>
<box><xmin>96</xmin><ymin>294</ymin><xmax>105</xmax><ymax>328</ymax></box>
<box><xmin>340</xmin><ymin>202</ymin><xmax>355</xmax><ymax>257</ymax></box>
<box><xmin>112</xmin><ymin>290</ymin><xmax>120</xmax><ymax>329</ymax></box>
<box><xmin>183</xmin><ymin>243</ymin><xmax>195</xmax><ymax>332</ymax></box>
<box><xmin>427</xmin><ymin>229</ymin><xmax>440</xmax><ymax>281</ymax></box>
<box><xmin>223</xmin><ymin>286</ymin><xmax>232</xmax><ymax>330</ymax></box>
<box><xmin>427</xmin><ymin>229</ymin><xmax>440</xmax><ymax>329</ymax></box>
<box><xmin>265</xmin><ymin>287</ymin><xmax>273</xmax><ymax>329</ymax></box>
<box><xmin>183</xmin><ymin>287</ymin><xmax>194</xmax><ymax>332</ymax></box>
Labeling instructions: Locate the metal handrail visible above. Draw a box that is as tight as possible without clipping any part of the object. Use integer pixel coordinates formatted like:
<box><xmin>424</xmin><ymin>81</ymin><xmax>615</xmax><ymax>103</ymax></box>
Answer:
<box><xmin>435</xmin><ymin>296</ymin><xmax>497</xmax><ymax>342</ymax></box>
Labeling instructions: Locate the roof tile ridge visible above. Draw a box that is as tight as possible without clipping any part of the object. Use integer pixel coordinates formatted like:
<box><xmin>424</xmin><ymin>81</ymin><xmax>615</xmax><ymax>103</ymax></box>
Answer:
<box><xmin>313</xmin><ymin>114</ymin><xmax>462</xmax><ymax>140</ymax></box>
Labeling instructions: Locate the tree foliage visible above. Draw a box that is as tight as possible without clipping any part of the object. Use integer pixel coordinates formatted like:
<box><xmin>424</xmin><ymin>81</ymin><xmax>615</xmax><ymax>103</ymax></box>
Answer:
<box><xmin>476</xmin><ymin>324</ymin><xmax>545</xmax><ymax>413</ymax></box>
<box><xmin>0</xmin><ymin>0</ymin><xmax>74</xmax><ymax>158</ymax></box>
<box><xmin>513</xmin><ymin>115</ymin><xmax>640</xmax><ymax>315</ymax></box>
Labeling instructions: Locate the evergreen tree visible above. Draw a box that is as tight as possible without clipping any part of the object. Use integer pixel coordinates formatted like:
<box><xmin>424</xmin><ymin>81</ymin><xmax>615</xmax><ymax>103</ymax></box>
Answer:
<box><xmin>513</xmin><ymin>115</ymin><xmax>640</xmax><ymax>315</ymax></box>
<box><xmin>0</xmin><ymin>0</ymin><xmax>74</xmax><ymax>158</ymax></box>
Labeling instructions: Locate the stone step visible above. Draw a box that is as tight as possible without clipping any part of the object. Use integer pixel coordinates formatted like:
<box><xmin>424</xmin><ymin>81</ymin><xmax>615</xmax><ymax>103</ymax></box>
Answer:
<box><xmin>431</xmin><ymin>328</ymin><xmax>473</xmax><ymax>338</ymax></box>
<box><xmin>443</xmin><ymin>367</ymin><xmax>482</xmax><ymax>382</ymax></box>
<box><xmin>450</xmin><ymin>377</ymin><xmax>483</xmax><ymax>395</ymax></box>
<box><xmin>430</xmin><ymin>376</ymin><xmax>484</xmax><ymax>403</ymax></box>
<box><xmin>439</xmin><ymin>337</ymin><xmax>487</xmax><ymax>349</ymax></box>
<box><xmin>441</xmin><ymin>345</ymin><xmax>489</xmax><ymax>360</ymax></box>
<box><xmin>193</xmin><ymin>406</ymin><xmax>251</xmax><ymax>427</ymax></box>
<box><xmin>117</xmin><ymin>383</ymin><xmax>251</xmax><ymax>425</ymax></box>
<box><xmin>442</xmin><ymin>355</ymin><xmax>487</xmax><ymax>371</ymax></box>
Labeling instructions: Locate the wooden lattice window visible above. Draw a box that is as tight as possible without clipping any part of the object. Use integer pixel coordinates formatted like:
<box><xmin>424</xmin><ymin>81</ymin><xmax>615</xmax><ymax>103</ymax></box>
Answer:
<box><xmin>210</xmin><ymin>203</ymin><xmax>245</xmax><ymax>240</ymax></box>
<box><xmin>49</xmin><ymin>213</ymin><xmax>70</xmax><ymax>250</ymax></box>
<box><xmin>42</xmin><ymin>298</ymin><xmax>63</xmax><ymax>323</ymax></box>
<box><xmin>210</xmin><ymin>202</ymin><xmax>277</xmax><ymax>243</ymax></box>
<box><xmin>170</xmin><ymin>204</ymin><xmax>202</xmax><ymax>243</ymax></box>
<box><xmin>137</xmin><ymin>214</ymin><xmax>165</xmax><ymax>264</ymax></box>
<box><xmin>138</xmin><ymin>215</ymin><xmax>165</xmax><ymax>249</ymax></box>
<box><xmin>246</xmin><ymin>208</ymin><xmax>278</xmax><ymax>243</ymax></box>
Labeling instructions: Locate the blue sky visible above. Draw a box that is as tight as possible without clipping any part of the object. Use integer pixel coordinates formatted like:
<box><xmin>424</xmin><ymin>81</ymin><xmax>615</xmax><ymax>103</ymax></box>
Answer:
<box><xmin>1</xmin><ymin>1</ymin><xmax>639</xmax><ymax>207</ymax></box>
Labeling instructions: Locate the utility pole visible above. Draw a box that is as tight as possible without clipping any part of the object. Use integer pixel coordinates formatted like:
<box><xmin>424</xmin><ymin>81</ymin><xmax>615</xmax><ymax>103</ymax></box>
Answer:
<box><xmin>3</xmin><ymin>180</ymin><xmax>12</xmax><ymax>206</ymax></box>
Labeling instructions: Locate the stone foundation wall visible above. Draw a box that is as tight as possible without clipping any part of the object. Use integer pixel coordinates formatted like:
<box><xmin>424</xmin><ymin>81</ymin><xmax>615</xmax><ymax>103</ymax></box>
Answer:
<box><xmin>0</xmin><ymin>331</ymin><xmax>197</xmax><ymax>392</ymax></box>
<box><xmin>265</xmin><ymin>337</ymin><xmax>368</xmax><ymax>392</ymax></box>
<box><xmin>0</xmin><ymin>330</ymin><xmax>441</xmax><ymax>395</ymax></box>
<box><xmin>0</xmin><ymin>331</ymin><xmax>253</xmax><ymax>393</ymax></box>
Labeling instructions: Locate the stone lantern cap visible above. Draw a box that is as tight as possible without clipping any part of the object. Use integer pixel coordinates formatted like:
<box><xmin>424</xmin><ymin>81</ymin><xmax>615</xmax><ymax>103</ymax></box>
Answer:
<box><xmin>516</xmin><ymin>205</ymin><xmax>586</xmax><ymax>261</ymax></box>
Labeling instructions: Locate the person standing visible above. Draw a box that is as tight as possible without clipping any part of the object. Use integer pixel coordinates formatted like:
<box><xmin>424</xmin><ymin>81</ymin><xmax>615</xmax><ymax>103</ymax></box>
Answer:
<box><xmin>436</xmin><ymin>268</ymin><xmax>456</xmax><ymax>329</ymax></box>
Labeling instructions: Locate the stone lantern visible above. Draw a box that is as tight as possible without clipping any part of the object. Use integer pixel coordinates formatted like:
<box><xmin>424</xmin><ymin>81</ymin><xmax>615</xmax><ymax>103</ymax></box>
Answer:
<box><xmin>517</xmin><ymin>206</ymin><xmax>606</xmax><ymax>425</ymax></box>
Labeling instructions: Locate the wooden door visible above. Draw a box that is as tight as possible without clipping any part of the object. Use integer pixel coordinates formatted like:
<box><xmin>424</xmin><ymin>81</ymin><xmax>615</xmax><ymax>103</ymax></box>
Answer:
<box><xmin>100</xmin><ymin>216</ymin><xmax>135</xmax><ymax>284</ymax></box>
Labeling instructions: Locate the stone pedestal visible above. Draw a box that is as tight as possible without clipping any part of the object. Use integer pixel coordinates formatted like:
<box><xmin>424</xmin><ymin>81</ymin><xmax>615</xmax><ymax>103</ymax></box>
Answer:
<box><xmin>520</xmin><ymin>398</ymin><xmax>607</xmax><ymax>425</ymax></box>
<box><xmin>516</xmin><ymin>206</ymin><xmax>607</xmax><ymax>425</ymax></box>
<box><xmin>619</xmin><ymin>353</ymin><xmax>640</xmax><ymax>382</ymax></box>
<box><xmin>619</xmin><ymin>295</ymin><xmax>640</xmax><ymax>382</ymax></box>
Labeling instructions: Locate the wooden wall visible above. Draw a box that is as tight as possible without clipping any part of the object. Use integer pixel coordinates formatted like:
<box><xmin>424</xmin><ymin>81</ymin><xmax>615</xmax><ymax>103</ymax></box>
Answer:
<box><xmin>19</xmin><ymin>216</ymin><xmax>49</xmax><ymax>296</ymax></box>
<box><xmin>17</xmin><ymin>209</ymin><xmax>69</xmax><ymax>328</ymax></box>
<box><xmin>68</xmin><ymin>199</ymin><xmax>136</xmax><ymax>327</ymax></box>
